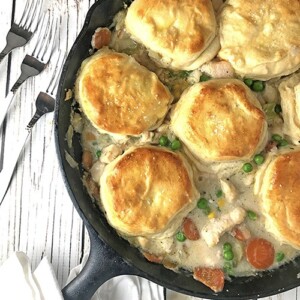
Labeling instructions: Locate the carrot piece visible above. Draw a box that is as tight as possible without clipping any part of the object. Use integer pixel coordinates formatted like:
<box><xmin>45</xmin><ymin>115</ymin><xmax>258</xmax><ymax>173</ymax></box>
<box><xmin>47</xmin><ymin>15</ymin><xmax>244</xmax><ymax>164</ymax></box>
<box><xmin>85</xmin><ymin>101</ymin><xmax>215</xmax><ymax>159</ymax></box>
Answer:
<box><xmin>92</xmin><ymin>27</ymin><xmax>111</xmax><ymax>49</ymax></box>
<box><xmin>246</xmin><ymin>238</ymin><xmax>275</xmax><ymax>269</ymax></box>
<box><xmin>193</xmin><ymin>267</ymin><xmax>225</xmax><ymax>293</ymax></box>
<box><xmin>182</xmin><ymin>218</ymin><xmax>200</xmax><ymax>241</ymax></box>
<box><xmin>231</xmin><ymin>226</ymin><xmax>250</xmax><ymax>241</ymax></box>
<box><xmin>143</xmin><ymin>252</ymin><xmax>163</xmax><ymax>264</ymax></box>
<box><xmin>82</xmin><ymin>150</ymin><xmax>93</xmax><ymax>170</ymax></box>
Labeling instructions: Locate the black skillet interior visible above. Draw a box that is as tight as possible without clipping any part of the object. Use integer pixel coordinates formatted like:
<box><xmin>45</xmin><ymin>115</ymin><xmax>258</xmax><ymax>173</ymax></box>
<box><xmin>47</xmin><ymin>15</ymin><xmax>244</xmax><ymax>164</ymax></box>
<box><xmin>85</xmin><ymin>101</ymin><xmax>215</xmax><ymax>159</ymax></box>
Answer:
<box><xmin>54</xmin><ymin>0</ymin><xmax>300</xmax><ymax>299</ymax></box>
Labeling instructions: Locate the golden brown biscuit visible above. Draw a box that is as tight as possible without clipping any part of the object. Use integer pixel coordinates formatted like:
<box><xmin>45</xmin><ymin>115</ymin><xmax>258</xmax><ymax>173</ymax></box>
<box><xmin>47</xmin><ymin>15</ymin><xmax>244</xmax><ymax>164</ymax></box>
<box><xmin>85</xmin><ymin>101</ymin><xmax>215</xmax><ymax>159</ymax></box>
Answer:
<box><xmin>125</xmin><ymin>0</ymin><xmax>219</xmax><ymax>70</ymax></box>
<box><xmin>254</xmin><ymin>150</ymin><xmax>300</xmax><ymax>249</ymax></box>
<box><xmin>75</xmin><ymin>48</ymin><xmax>172</xmax><ymax>137</ymax></box>
<box><xmin>218</xmin><ymin>0</ymin><xmax>300</xmax><ymax>80</ymax></box>
<box><xmin>278</xmin><ymin>73</ymin><xmax>300</xmax><ymax>145</ymax></box>
<box><xmin>170</xmin><ymin>79</ymin><xmax>267</xmax><ymax>163</ymax></box>
<box><xmin>100</xmin><ymin>146</ymin><xmax>199</xmax><ymax>237</ymax></box>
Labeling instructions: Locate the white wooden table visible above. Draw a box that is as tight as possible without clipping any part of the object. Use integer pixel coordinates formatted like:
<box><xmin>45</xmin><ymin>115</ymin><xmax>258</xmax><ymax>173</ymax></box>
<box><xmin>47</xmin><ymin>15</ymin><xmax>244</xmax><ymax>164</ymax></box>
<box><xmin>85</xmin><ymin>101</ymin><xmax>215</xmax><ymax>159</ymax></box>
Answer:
<box><xmin>0</xmin><ymin>1</ymin><xmax>299</xmax><ymax>299</ymax></box>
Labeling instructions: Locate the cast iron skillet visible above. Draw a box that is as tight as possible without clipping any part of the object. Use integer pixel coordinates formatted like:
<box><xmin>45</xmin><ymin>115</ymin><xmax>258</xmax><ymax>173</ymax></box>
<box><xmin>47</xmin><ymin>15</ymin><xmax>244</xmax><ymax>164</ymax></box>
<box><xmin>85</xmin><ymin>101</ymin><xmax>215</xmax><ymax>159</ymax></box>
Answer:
<box><xmin>55</xmin><ymin>0</ymin><xmax>300</xmax><ymax>299</ymax></box>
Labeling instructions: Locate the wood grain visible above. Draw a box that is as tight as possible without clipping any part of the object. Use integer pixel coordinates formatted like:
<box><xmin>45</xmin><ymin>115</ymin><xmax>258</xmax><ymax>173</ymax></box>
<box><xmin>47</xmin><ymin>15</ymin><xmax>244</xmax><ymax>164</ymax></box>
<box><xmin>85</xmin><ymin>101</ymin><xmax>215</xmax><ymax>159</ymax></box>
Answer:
<box><xmin>0</xmin><ymin>0</ymin><xmax>299</xmax><ymax>299</ymax></box>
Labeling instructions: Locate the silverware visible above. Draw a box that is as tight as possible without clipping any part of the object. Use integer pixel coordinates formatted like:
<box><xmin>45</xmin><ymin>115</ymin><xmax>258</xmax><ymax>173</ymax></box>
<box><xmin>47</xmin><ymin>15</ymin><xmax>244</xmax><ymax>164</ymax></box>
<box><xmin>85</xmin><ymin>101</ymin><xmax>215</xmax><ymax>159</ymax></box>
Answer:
<box><xmin>0</xmin><ymin>52</ymin><xmax>65</xmax><ymax>205</ymax></box>
<box><xmin>0</xmin><ymin>12</ymin><xmax>58</xmax><ymax>129</ymax></box>
<box><xmin>0</xmin><ymin>0</ymin><xmax>44</xmax><ymax>63</ymax></box>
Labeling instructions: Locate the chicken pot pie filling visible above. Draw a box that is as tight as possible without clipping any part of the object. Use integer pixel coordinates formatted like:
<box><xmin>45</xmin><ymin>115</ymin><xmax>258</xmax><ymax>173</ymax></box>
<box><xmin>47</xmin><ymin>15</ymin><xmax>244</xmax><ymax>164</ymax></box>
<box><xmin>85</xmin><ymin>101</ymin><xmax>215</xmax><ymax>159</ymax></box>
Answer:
<box><xmin>66</xmin><ymin>1</ymin><xmax>300</xmax><ymax>293</ymax></box>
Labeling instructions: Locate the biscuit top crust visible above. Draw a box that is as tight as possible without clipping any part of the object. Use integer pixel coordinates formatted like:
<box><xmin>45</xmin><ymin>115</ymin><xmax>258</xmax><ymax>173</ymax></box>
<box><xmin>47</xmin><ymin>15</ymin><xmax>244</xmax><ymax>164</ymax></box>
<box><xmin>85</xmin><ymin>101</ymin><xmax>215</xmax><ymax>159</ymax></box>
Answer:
<box><xmin>125</xmin><ymin>0</ymin><xmax>217</xmax><ymax>69</ymax></box>
<box><xmin>76</xmin><ymin>49</ymin><xmax>172</xmax><ymax>136</ymax></box>
<box><xmin>100</xmin><ymin>147</ymin><xmax>198</xmax><ymax>236</ymax></box>
<box><xmin>171</xmin><ymin>79</ymin><xmax>266</xmax><ymax>162</ymax></box>
<box><xmin>264</xmin><ymin>151</ymin><xmax>300</xmax><ymax>248</ymax></box>
<box><xmin>219</xmin><ymin>0</ymin><xmax>300</xmax><ymax>79</ymax></box>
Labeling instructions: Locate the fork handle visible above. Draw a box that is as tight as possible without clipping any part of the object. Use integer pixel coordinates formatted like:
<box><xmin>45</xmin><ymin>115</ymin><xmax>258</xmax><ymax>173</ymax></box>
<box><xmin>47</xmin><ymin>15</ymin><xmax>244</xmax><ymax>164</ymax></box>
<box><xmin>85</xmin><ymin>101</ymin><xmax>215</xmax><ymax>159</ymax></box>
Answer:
<box><xmin>0</xmin><ymin>92</ymin><xmax>14</xmax><ymax>129</ymax></box>
<box><xmin>0</xmin><ymin>29</ymin><xmax>29</xmax><ymax>63</ymax></box>
<box><xmin>0</xmin><ymin>44</ymin><xmax>12</xmax><ymax>63</ymax></box>
<box><xmin>11</xmin><ymin>55</ymin><xmax>45</xmax><ymax>93</ymax></box>
<box><xmin>0</xmin><ymin>66</ymin><xmax>36</xmax><ymax>128</ymax></box>
<box><xmin>0</xmin><ymin>107</ymin><xmax>46</xmax><ymax>204</ymax></box>
<box><xmin>0</xmin><ymin>127</ymin><xmax>30</xmax><ymax>205</ymax></box>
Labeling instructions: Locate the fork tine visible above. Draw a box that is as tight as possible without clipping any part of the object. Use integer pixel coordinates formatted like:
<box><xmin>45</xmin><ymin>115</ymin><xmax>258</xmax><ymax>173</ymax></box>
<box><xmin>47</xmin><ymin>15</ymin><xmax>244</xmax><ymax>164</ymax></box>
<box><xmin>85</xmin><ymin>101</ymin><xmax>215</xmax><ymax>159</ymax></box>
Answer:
<box><xmin>38</xmin><ymin>18</ymin><xmax>58</xmax><ymax>63</ymax></box>
<box><xmin>19</xmin><ymin>0</ymin><xmax>44</xmax><ymax>31</ymax></box>
<box><xmin>44</xmin><ymin>18</ymin><xmax>59</xmax><ymax>61</ymax></box>
<box><xmin>28</xmin><ymin>0</ymin><xmax>44</xmax><ymax>32</ymax></box>
<box><xmin>18</xmin><ymin>0</ymin><xmax>31</xmax><ymax>27</ymax></box>
<box><xmin>31</xmin><ymin>13</ymin><xmax>57</xmax><ymax>64</ymax></box>
<box><xmin>47</xmin><ymin>51</ymin><xmax>65</xmax><ymax>95</ymax></box>
<box><xmin>31</xmin><ymin>13</ymin><xmax>49</xmax><ymax>58</ymax></box>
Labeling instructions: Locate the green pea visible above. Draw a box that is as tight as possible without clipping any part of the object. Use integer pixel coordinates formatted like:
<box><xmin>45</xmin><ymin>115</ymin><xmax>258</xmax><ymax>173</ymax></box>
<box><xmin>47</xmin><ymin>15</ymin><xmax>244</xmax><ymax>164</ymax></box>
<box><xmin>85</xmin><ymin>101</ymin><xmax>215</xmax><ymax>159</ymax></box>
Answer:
<box><xmin>223</xmin><ymin>242</ymin><xmax>232</xmax><ymax>252</ymax></box>
<box><xmin>176</xmin><ymin>232</ymin><xmax>186</xmax><ymax>242</ymax></box>
<box><xmin>243</xmin><ymin>78</ymin><xmax>253</xmax><ymax>87</ymax></box>
<box><xmin>170</xmin><ymin>139</ymin><xmax>182</xmax><ymax>150</ymax></box>
<box><xmin>223</xmin><ymin>250</ymin><xmax>234</xmax><ymax>261</ymax></box>
<box><xmin>202</xmin><ymin>206</ymin><xmax>211</xmax><ymax>215</ymax></box>
<box><xmin>200</xmin><ymin>74</ymin><xmax>211</xmax><ymax>82</ymax></box>
<box><xmin>278</xmin><ymin>139</ymin><xmax>288</xmax><ymax>147</ymax></box>
<box><xmin>242</xmin><ymin>162</ymin><xmax>253</xmax><ymax>173</ymax></box>
<box><xmin>247</xmin><ymin>210</ymin><xmax>257</xmax><ymax>221</ymax></box>
<box><xmin>159</xmin><ymin>135</ymin><xmax>169</xmax><ymax>146</ymax></box>
<box><xmin>276</xmin><ymin>252</ymin><xmax>285</xmax><ymax>262</ymax></box>
<box><xmin>272</xmin><ymin>134</ymin><xmax>282</xmax><ymax>142</ymax></box>
<box><xmin>223</xmin><ymin>261</ymin><xmax>234</xmax><ymax>274</ymax></box>
<box><xmin>96</xmin><ymin>150</ymin><xmax>101</xmax><ymax>158</ymax></box>
<box><xmin>178</xmin><ymin>70</ymin><xmax>192</xmax><ymax>78</ymax></box>
<box><xmin>274</xmin><ymin>104</ymin><xmax>282</xmax><ymax>114</ymax></box>
<box><xmin>251</xmin><ymin>81</ymin><xmax>265</xmax><ymax>92</ymax></box>
<box><xmin>216</xmin><ymin>189</ymin><xmax>223</xmax><ymax>198</ymax></box>
<box><xmin>254</xmin><ymin>154</ymin><xmax>265</xmax><ymax>165</ymax></box>
<box><xmin>197</xmin><ymin>197</ymin><xmax>208</xmax><ymax>209</ymax></box>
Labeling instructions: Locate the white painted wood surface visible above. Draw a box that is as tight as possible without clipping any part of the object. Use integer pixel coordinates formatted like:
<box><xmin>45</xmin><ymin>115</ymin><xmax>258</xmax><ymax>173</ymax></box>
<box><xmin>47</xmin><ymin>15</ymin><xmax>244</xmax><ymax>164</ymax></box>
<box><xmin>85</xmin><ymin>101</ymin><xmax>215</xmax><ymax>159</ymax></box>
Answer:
<box><xmin>0</xmin><ymin>0</ymin><xmax>299</xmax><ymax>299</ymax></box>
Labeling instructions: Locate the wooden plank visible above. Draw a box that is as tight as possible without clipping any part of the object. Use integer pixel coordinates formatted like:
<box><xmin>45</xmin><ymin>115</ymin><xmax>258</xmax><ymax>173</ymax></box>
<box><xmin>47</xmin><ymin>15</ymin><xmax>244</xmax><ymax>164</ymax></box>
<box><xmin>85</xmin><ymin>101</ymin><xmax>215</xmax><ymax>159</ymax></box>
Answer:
<box><xmin>0</xmin><ymin>0</ymin><xmax>89</xmax><ymax>287</ymax></box>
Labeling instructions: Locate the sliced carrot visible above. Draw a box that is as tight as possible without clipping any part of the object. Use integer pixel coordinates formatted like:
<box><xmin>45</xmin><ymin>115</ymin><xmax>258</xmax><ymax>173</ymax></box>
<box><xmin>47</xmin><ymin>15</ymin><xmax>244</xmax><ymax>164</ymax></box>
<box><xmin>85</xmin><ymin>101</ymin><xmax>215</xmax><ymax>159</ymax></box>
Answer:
<box><xmin>193</xmin><ymin>267</ymin><xmax>225</xmax><ymax>293</ymax></box>
<box><xmin>143</xmin><ymin>252</ymin><xmax>163</xmax><ymax>264</ymax></box>
<box><xmin>231</xmin><ymin>226</ymin><xmax>250</xmax><ymax>241</ymax></box>
<box><xmin>82</xmin><ymin>150</ymin><xmax>93</xmax><ymax>170</ymax></box>
<box><xmin>182</xmin><ymin>218</ymin><xmax>200</xmax><ymax>241</ymax></box>
<box><xmin>92</xmin><ymin>27</ymin><xmax>111</xmax><ymax>49</ymax></box>
<box><xmin>246</xmin><ymin>238</ymin><xmax>275</xmax><ymax>269</ymax></box>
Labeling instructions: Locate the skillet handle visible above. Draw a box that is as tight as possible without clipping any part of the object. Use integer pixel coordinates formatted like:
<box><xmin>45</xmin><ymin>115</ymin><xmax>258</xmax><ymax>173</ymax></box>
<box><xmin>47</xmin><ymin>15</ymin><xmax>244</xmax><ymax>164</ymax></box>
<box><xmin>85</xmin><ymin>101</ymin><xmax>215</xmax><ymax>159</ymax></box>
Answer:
<box><xmin>62</xmin><ymin>223</ymin><xmax>142</xmax><ymax>300</ymax></box>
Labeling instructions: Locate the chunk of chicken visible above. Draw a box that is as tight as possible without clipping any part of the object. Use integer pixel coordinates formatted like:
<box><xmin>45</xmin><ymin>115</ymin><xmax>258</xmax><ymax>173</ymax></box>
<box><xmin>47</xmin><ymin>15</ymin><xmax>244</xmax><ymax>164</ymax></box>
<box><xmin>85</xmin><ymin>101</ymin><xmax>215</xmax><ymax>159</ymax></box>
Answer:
<box><xmin>201</xmin><ymin>207</ymin><xmax>246</xmax><ymax>247</ymax></box>
<box><xmin>90</xmin><ymin>160</ymin><xmax>106</xmax><ymax>183</ymax></box>
<box><xmin>200</xmin><ymin>60</ymin><xmax>235</xmax><ymax>79</ymax></box>
<box><xmin>219</xmin><ymin>179</ymin><xmax>238</xmax><ymax>203</ymax></box>
<box><xmin>100</xmin><ymin>144</ymin><xmax>122</xmax><ymax>164</ymax></box>
<box><xmin>139</xmin><ymin>131</ymin><xmax>154</xmax><ymax>144</ymax></box>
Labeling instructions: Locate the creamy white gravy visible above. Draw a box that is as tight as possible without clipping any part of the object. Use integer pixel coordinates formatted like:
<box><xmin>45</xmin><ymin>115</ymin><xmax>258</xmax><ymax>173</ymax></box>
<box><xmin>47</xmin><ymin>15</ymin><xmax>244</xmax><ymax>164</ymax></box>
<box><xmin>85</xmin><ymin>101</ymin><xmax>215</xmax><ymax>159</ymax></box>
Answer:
<box><xmin>68</xmin><ymin>7</ymin><xmax>300</xmax><ymax>280</ymax></box>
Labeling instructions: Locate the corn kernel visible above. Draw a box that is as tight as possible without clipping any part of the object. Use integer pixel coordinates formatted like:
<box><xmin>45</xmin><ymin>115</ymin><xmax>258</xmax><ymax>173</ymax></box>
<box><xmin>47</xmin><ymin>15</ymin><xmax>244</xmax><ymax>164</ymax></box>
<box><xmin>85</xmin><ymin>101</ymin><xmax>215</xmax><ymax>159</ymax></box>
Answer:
<box><xmin>208</xmin><ymin>212</ymin><xmax>215</xmax><ymax>219</ymax></box>
<box><xmin>217</xmin><ymin>198</ymin><xmax>226</xmax><ymax>208</ymax></box>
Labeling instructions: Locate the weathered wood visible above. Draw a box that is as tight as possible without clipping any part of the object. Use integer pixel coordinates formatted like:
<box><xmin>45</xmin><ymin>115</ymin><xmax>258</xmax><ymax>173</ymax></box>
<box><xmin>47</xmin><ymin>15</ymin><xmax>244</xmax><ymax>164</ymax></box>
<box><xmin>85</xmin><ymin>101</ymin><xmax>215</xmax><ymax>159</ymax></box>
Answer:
<box><xmin>0</xmin><ymin>0</ymin><xmax>298</xmax><ymax>299</ymax></box>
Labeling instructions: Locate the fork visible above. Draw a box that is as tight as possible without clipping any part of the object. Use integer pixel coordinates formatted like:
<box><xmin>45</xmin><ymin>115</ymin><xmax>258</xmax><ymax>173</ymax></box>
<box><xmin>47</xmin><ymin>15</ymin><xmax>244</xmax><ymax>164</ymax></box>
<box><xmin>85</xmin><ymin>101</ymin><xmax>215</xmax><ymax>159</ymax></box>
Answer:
<box><xmin>0</xmin><ymin>52</ymin><xmax>65</xmax><ymax>205</ymax></box>
<box><xmin>0</xmin><ymin>0</ymin><xmax>44</xmax><ymax>63</ymax></box>
<box><xmin>0</xmin><ymin>12</ymin><xmax>58</xmax><ymax>129</ymax></box>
